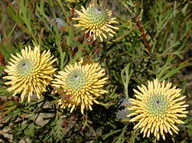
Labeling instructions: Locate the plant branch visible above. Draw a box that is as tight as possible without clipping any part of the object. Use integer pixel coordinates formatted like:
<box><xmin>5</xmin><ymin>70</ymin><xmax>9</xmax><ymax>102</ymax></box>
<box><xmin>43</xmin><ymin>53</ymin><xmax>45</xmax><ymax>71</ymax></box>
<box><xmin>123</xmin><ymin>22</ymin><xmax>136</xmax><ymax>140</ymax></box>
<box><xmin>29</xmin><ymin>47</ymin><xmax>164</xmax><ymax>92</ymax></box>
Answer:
<box><xmin>136</xmin><ymin>18</ymin><xmax>152</xmax><ymax>54</ymax></box>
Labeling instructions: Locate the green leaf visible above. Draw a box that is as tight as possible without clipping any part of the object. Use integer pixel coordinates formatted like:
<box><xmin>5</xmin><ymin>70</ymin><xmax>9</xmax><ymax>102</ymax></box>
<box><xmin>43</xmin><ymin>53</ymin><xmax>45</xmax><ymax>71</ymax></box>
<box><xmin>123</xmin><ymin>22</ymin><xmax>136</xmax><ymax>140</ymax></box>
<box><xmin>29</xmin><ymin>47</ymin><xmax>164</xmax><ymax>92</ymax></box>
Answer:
<box><xmin>185</xmin><ymin>124</ymin><xmax>192</xmax><ymax>130</ymax></box>
<box><xmin>159</xmin><ymin>64</ymin><xmax>186</xmax><ymax>82</ymax></box>
<box><xmin>121</xmin><ymin>63</ymin><xmax>133</xmax><ymax>98</ymax></box>
<box><xmin>101</xmin><ymin>129</ymin><xmax>121</xmax><ymax>140</ymax></box>
<box><xmin>113</xmin><ymin>125</ymin><xmax>127</xmax><ymax>143</ymax></box>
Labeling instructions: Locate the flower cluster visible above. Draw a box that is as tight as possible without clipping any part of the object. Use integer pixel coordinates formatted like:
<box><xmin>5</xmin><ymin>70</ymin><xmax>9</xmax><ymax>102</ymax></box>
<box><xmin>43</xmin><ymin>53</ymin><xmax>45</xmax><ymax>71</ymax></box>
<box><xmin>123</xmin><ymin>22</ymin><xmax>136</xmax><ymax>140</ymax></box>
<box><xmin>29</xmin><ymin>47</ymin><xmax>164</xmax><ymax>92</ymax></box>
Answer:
<box><xmin>2</xmin><ymin>2</ymin><xmax>189</xmax><ymax>141</ymax></box>
<box><xmin>4</xmin><ymin>47</ymin><xmax>108</xmax><ymax>114</ymax></box>
<box><xmin>128</xmin><ymin>79</ymin><xmax>188</xmax><ymax>140</ymax></box>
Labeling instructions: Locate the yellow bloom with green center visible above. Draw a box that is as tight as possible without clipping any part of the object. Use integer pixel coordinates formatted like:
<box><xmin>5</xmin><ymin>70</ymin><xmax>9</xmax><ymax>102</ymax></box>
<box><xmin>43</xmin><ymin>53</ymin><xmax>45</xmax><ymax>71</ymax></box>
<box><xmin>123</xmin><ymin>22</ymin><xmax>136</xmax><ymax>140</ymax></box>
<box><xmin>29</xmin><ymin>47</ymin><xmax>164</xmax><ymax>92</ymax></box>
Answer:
<box><xmin>52</xmin><ymin>60</ymin><xmax>108</xmax><ymax>114</ymax></box>
<box><xmin>73</xmin><ymin>4</ymin><xmax>119</xmax><ymax>41</ymax></box>
<box><xmin>128</xmin><ymin>79</ymin><xmax>188</xmax><ymax>140</ymax></box>
<box><xmin>3</xmin><ymin>46</ymin><xmax>56</xmax><ymax>102</ymax></box>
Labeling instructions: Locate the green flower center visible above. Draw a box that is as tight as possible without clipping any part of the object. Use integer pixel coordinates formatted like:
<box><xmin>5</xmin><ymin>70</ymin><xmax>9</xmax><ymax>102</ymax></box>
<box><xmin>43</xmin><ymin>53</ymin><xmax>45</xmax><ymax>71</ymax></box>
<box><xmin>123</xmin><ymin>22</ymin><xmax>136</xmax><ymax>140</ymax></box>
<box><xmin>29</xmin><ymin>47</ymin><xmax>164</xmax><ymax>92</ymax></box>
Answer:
<box><xmin>66</xmin><ymin>70</ymin><xmax>87</xmax><ymax>90</ymax></box>
<box><xmin>87</xmin><ymin>6</ymin><xmax>107</xmax><ymax>26</ymax></box>
<box><xmin>16</xmin><ymin>59</ymin><xmax>34</xmax><ymax>76</ymax></box>
<box><xmin>147</xmin><ymin>94</ymin><xmax>168</xmax><ymax>115</ymax></box>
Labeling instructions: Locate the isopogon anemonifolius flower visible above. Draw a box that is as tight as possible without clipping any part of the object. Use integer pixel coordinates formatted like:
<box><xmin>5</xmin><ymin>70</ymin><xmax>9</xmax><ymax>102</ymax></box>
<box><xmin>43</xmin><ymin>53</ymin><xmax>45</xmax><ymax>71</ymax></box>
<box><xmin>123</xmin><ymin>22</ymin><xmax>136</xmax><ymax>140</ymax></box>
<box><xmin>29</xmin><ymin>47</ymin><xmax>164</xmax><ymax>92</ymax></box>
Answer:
<box><xmin>73</xmin><ymin>4</ymin><xmax>119</xmax><ymax>41</ymax></box>
<box><xmin>128</xmin><ymin>79</ymin><xmax>188</xmax><ymax>140</ymax></box>
<box><xmin>3</xmin><ymin>46</ymin><xmax>56</xmax><ymax>102</ymax></box>
<box><xmin>52</xmin><ymin>60</ymin><xmax>108</xmax><ymax>114</ymax></box>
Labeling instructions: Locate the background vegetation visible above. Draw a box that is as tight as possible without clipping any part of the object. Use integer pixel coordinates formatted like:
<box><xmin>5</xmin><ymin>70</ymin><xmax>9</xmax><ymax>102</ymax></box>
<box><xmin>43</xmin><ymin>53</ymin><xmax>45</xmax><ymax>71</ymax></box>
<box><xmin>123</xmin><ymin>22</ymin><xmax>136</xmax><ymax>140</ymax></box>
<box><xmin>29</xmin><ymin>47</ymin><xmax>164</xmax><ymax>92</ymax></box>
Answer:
<box><xmin>0</xmin><ymin>0</ymin><xmax>192</xmax><ymax>142</ymax></box>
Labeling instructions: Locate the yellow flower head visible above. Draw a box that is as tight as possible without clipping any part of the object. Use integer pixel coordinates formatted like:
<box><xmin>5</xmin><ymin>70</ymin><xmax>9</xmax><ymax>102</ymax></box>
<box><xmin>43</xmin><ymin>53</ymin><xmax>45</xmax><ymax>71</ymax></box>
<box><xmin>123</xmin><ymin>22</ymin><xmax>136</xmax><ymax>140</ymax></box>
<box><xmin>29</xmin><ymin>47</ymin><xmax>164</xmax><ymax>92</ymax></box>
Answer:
<box><xmin>73</xmin><ymin>4</ymin><xmax>119</xmax><ymax>41</ymax></box>
<box><xmin>52</xmin><ymin>60</ymin><xmax>108</xmax><ymax>114</ymax></box>
<box><xmin>4</xmin><ymin>46</ymin><xmax>56</xmax><ymax>102</ymax></box>
<box><xmin>66</xmin><ymin>0</ymin><xmax>79</xmax><ymax>3</ymax></box>
<box><xmin>128</xmin><ymin>79</ymin><xmax>188</xmax><ymax>140</ymax></box>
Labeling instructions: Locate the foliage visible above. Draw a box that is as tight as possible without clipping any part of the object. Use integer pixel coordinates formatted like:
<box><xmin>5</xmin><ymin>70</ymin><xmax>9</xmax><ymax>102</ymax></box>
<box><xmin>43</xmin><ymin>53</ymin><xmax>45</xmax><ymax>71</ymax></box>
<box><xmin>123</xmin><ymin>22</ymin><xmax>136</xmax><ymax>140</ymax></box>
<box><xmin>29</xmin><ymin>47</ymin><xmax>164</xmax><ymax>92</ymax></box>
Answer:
<box><xmin>0</xmin><ymin>0</ymin><xmax>192</xmax><ymax>142</ymax></box>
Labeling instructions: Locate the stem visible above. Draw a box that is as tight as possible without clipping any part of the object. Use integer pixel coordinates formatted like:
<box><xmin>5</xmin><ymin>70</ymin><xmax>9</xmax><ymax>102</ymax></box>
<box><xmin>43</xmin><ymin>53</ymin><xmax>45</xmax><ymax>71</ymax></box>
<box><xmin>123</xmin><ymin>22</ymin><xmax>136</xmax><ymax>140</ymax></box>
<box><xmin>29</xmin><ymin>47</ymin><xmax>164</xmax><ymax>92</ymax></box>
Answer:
<box><xmin>136</xmin><ymin>18</ymin><xmax>152</xmax><ymax>54</ymax></box>
<box><xmin>69</xmin><ymin>7</ymin><xmax>75</xmax><ymax>21</ymax></box>
<box><xmin>33</xmin><ymin>100</ymin><xmax>46</xmax><ymax>122</ymax></box>
<box><xmin>68</xmin><ymin>37</ymin><xmax>87</xmax><ymax>64</ymax></box>
<box><xmin>58</xmin><ymin>46</ymin><xmax>66</xmax><ymax>70</ymax></box>
<box><xmin>0</xmin><ymin>52</ymin><xmax>6</xmax><ymax>66</ymax></box>
<box><xmin>7</xmin><ymin>23</ymin><xmax>17</xmax><ymax>38</ymax></box>
<box><xmin>128</xmin><ymin>129</ymin><xmax>138</xmax><ymax>143</ymax></box>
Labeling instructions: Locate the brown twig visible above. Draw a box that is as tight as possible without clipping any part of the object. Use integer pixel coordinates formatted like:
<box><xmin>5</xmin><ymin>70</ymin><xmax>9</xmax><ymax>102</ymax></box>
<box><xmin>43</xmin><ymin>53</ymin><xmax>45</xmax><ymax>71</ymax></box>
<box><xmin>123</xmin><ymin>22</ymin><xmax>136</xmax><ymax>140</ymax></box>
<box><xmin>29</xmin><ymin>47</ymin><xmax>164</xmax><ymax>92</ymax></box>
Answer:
<box><xmin>69</xmin><ymin>7</ymin><xmax>75</xmax><ymax>21</ymax></box>
<box><xmin>0</xmin><ymin>52</ymin><xmax>5</xmax><ymax>66</ymax></box>
<box><xmin>136</xmin><ymin>18</ymin><xmax>152</xmax><ymax>54</ymax></box>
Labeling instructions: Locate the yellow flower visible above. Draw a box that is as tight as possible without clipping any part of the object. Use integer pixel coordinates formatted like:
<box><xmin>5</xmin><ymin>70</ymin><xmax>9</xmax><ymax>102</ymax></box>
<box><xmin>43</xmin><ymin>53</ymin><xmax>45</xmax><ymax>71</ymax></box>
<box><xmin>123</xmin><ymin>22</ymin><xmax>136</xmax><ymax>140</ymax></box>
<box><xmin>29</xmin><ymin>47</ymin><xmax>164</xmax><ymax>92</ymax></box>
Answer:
<box><xmin>128</xmin><ymin>79</ymin><xmax>188</xmax><ymax>140</ymax></box>
<box><xmin>52</xmin><ymin>60</ymin><xmax>108</xmax><ymax>114</ymax></box>
<box><xmin>4</xmin><ymin>46</ymin><xmax>56</xmax><ymax>102</ymax></box>
<box><xmin>73</xmin><ymin>4</ymin><xmax>119</xmax><ymax>41</ymax></box>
